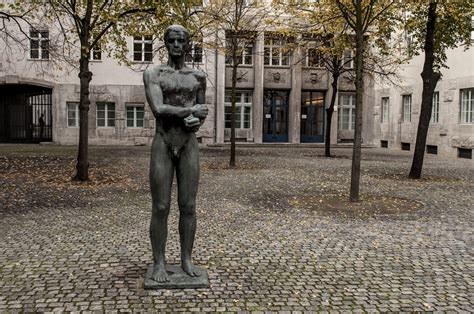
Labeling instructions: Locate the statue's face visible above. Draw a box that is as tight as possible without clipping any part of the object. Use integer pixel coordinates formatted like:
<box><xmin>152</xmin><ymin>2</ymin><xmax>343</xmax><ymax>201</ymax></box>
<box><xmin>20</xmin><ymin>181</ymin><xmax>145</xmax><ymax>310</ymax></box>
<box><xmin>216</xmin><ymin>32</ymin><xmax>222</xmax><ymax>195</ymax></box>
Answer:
<box><xmin>165</xmin><ymin>31</ymin><xmax>188</xmax><ymax>58</ymax></box>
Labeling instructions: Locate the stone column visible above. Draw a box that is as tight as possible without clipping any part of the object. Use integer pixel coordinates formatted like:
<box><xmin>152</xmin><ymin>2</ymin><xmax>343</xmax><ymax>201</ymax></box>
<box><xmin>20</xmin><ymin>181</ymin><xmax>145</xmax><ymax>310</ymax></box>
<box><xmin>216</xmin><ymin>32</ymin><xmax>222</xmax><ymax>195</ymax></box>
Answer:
<box><xmin>253</xmin><ymin>32</ymin><xmax>264</xmax><ymax>143</ymax></box>
<box><xmin>215</xmin><ymin>30</ymin><xmax>226</xmax><ymax>144</ymax></box>
<box><xmin>289</xmin><ymin>41</ymin><xmax>302</xmax><ymax>143</ymax></box>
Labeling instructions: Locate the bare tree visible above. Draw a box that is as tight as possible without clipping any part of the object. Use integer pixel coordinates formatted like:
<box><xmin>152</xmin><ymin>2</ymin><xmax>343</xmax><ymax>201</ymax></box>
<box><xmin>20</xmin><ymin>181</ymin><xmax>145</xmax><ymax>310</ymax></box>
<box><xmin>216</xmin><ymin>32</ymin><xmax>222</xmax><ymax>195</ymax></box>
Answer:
<box><xmin>407</xmin><ymin>0</ymin><xmax>472</xmax><ymax>179</ymax></box>
<box><xmin>8</xmin><ymin>1</ymin><xmax>192</xmax><ymax>181</ymax></box>
<box><xmin>204</xmin><ymin>0</ymin><xmax>281</xmax><ymax>167</ymax></box>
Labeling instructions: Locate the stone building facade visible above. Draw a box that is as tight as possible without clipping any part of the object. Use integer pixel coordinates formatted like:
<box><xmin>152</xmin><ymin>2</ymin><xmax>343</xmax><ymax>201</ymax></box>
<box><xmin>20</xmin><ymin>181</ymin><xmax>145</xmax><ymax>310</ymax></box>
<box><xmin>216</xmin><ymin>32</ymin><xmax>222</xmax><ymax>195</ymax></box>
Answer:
<box><xmin>0</xmin><ymin>13</ymin><xmax>472</xmax><ymax>161</ymax></box>
<box><xmin>373</xmin><ymin>45</ymin><xmax>474</xmax><ymax>160</ymax></box>
<box><xmin>0</xmin><ymin>27</ymin><xmax>376</xmax><ymax>148</ymax></box>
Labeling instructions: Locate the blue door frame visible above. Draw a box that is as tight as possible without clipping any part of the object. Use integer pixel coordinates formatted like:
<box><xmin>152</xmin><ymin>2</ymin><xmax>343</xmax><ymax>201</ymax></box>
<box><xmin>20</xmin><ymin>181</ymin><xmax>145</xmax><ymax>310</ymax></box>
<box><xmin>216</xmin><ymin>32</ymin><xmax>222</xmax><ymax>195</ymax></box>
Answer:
<box><xmin>301</xmin><ymin>91</ymin><xmax>325</xmax><ymax>143</ymax></box>
<box><xmin>263</xmin><ymin>90</ymin><xmax>289</xmax><ymax>142</ymax></box>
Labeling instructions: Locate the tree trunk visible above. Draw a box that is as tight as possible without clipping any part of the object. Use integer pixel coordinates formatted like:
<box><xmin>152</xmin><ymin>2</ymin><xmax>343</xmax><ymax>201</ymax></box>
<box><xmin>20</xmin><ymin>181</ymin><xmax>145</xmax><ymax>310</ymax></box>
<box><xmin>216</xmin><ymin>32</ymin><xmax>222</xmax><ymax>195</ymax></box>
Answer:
<box><xmin>349</xmin><ymin>0</ymin><xmax>365</xmax><ymax>202</ymax></box>
<box><xmin>325</xmin><ymin>57</ymin><xmax>340</xmax><ymax>157</ymax></box>
<box><xmin>74</xmin><ymin>53</ymin><xmax>92</xmax><ymax>181</ymax></box>
<box><xmin>409</xmin><ymin>1</ymin><xmax>440</xmax><ymax>179</ymax></box>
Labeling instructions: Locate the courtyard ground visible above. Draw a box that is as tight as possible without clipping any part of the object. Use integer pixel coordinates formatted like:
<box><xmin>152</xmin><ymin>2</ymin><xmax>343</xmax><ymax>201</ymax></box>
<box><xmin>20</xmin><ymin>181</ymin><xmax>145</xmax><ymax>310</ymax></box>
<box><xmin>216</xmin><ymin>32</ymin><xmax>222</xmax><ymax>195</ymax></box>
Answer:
<box><xmin>0</xmin><ymin>144</ymin><xmax>473</xmax><ymax>312</ymax></box>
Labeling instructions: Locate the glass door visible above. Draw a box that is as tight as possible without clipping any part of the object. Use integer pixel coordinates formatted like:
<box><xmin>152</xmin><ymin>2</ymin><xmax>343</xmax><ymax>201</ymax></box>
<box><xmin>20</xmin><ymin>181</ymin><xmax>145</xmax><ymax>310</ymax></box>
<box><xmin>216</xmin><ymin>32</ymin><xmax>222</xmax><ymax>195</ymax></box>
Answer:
<box><xmin>301</xmin><ymin>91</ymin><xmax>325</xmax><ymax>142</ymax></box>
<box><xmin>263</xmin><ymin>90</ymin><xmax>289</xmax><ymax>142</ymax></box>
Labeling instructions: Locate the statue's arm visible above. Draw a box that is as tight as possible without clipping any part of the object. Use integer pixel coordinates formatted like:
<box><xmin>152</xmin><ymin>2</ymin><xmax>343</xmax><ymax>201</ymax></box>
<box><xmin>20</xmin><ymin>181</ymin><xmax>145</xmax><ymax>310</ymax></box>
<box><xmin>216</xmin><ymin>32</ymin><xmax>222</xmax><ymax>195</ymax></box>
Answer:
<box><xmin>143</xmin><ymin>69</ymin><xmax>193</xmax><ymax>118</ymax></box>
<box><xmin>193</xmin><ymin>74</ymin><xmax>208</xmax><ymax>121</ymax></box>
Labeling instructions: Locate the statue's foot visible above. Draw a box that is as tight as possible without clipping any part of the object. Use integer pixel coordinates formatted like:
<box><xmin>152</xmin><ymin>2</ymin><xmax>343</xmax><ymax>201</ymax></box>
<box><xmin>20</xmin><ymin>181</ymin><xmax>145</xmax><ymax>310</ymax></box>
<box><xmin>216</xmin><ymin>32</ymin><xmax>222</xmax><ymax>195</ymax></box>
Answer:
<box><xmin>181</xmin><ymin>260</ymin><xmax>202</xmax><ymax>277</ymax></box>
<box><xmin>151</xmin><ymin>264</ymin><xmax>169</xmax><ymax>283</ymax></box>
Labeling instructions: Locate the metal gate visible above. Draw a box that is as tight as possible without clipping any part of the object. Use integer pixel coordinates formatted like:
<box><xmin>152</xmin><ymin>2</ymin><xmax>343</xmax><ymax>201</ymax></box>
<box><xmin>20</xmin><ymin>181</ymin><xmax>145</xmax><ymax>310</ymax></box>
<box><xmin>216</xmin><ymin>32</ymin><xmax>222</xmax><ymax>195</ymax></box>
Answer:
<box><xmin>0</xmin><ymin>85</ymin><xmax>53</xmax><ymax>143</ymax></box>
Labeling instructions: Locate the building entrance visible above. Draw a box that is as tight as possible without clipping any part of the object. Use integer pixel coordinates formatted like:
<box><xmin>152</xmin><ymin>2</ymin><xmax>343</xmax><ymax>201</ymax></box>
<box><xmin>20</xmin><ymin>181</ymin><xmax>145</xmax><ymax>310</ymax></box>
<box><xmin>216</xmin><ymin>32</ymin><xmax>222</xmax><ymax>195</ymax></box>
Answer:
<box><xmin>301</xmin><ymin>91</ymin><xmax>325</xmax><ymax>143</ymax></box>
<box><xmin>0</xmin><ymin>85</ymin><xmax>53</xmax><ymax>143</ymax></box>
<box><xmin>263</xmin><ymin>90</ymin><xmax>289</xmax><ymax>142</ymax></box>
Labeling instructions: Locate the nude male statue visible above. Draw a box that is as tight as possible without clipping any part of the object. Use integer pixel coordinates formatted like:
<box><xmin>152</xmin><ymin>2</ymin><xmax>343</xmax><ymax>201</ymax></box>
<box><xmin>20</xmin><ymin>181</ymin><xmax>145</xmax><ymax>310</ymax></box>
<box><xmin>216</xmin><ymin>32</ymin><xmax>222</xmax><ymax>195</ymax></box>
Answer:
<box><xmin>143</xmin><ymin>25</ymin><xmax>208</xmax><ymax>283</ymax></box>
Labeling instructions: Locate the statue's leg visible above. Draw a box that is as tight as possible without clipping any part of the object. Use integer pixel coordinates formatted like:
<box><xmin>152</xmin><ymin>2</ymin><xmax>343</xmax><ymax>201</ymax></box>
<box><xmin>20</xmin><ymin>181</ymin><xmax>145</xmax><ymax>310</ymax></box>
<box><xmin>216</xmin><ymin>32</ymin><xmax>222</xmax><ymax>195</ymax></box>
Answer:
<box><xmin>149</xmin><ymin>134</ymin><xmax>174</xmax><ymax>283</ymax></box>
<box><xmin>176</xmin><ymin>136</ymin><xmax>202</xmax><ymax>277</ymax></box>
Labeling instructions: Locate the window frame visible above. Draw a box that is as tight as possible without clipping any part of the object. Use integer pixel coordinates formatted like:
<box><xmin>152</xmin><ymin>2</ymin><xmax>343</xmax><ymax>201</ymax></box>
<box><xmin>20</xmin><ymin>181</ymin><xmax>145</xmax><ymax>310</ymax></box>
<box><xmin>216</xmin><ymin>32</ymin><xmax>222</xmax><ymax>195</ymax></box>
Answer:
<box><xmin>460</xmin><ymin>88</ymin><xmax>473</xmax><ymax>124</ymax></box>
<box><xmin>342</xmin><ymin>49</ymin><xmax>354</xmax><ymax>69</ymax></box>
<box><xmin>225</xmin><ymin>37</ymin><xmax>254</xmax><ymax>66</ymax></box>
<box><xmin>30</xmin><ymin>28</ymin><xmax>49</xmax><ymax>60</ymax></box>
<box><xmin>96</xmin><ymin>102</ymin><xmax>116</xmax><ymax>128</ymax></box>
<box><xmin>89</xmin><ymin>44</ymin><xmax>102</xmax><ymax>61</ymax></box>
<box><xmin>402</xmin><ymin>94</ymin><xmax>412</xmax><ymax>123</ymax></box>
<box><xmin>126</xmin><ymin>105</ymin><xmax>145</xmax><ymax>128</ymax></box>
<box><xmin>381</xmin><ymin>97</ymin><xmax>389</xmax><ymax>123</ymax></box>
<box><xmin>224</xmin><ymin>91</ymin><xmax>253</xmax><ymax>129</ymax></box>
<box><xmin>431</xmin><ymin>91</ymin><xmax>439</xmax><ymax>124</ymax></box>
<box><xmin>185</xmin><ymin>40</ymin><xmax>203</xmax><ymax>64</ymax></box>
<box><xmin>67</xmin><ymin>102</ymin><xmax>79</xmax><ymax>128</ymax></box>
<box><xmin>264</xmin><ymin>35</ymin><xmax>290</xmax><ymax>66</ymax></box>
<box><xmin>302</xmin><ymin>47</ymin><xmax>324</xmax><ymax>68</ymax></box>
<box><xmin>338</xmin><ymin>93</ymin><xmax>356</xmax><ymax>130</ymax></box>
<box><xmin>133</xmin><ymin>35</ymin><xmax>153</xmax><ymax>62</ymax></box>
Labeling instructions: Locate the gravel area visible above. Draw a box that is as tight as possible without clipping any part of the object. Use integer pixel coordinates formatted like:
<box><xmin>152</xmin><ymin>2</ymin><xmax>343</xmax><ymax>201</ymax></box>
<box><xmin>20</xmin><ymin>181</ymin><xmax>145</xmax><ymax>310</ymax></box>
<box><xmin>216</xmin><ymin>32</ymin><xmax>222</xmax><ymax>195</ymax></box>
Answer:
<box><xmin>0</xmin><ymin>144</ymin><xmax>473</xmax><ymax>312</ymax></box>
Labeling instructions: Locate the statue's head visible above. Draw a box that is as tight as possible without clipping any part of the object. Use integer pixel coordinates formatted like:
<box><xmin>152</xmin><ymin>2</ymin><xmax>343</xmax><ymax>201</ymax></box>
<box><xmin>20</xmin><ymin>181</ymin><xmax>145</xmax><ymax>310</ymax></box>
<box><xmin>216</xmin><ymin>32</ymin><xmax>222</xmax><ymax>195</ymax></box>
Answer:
<box><xmin>164</xmin><ymin>25</ymin><xmax>190</xmax><ymax>58</ymax></box>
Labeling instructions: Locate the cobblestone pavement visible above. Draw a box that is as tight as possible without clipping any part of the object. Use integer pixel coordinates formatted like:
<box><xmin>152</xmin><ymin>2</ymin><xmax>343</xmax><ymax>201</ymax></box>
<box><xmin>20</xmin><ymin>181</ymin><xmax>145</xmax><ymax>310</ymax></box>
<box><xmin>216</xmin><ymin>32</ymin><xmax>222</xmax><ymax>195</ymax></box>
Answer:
<box><xmin>0</xmin><ymin>145</ymin><xmax>473</xmax><ymax>312</ymax></box>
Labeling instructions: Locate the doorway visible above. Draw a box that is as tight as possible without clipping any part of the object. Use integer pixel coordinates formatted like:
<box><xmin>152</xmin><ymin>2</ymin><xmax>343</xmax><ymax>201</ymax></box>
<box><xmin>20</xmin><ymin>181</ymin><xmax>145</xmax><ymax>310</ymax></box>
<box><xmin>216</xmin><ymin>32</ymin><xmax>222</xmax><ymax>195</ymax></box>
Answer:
<box><xmin>0</xmin><ymin>85</ymin><xmax>53</xmax><ymax>143</ymax></box>
<box><xmin>263</xmin><ymin>90</ymin><xmax>289</xmax><ymax>142</ymax></box>
<box><xmin>301</xmin><ymin>91</ymin><xmax>325</xmax><ymax>143</ymax></box>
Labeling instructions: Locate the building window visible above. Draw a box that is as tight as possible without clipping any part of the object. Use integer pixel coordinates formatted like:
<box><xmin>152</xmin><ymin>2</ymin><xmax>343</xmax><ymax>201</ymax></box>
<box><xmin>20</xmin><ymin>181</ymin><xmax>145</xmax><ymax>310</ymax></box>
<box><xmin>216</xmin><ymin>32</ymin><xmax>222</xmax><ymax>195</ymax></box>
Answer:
<box><xmin>338</xmin><ymin>93</ymin><xmax>355</xmax><ymax>130</ymax></box>
<box><xmin>302</xmin><ymin>48</ymin><xmax>323</xmax><ymax>68</ymax></box>
<box><xmin>342</xmin><ymin>49</ymin><xmax>354</xmax><ymax>69</ymax></box>
<box><xmin>96</xmin><ymin>102</ymin><xmax>115</xmax><ymax>127</ymax></box>
<box><xmin>224</xmin><ymin>91</ymin><xmax>252</xmax><ymax>129</ymax></box>
<box><xmin>264</xmin><ymin>36</ymin><xmax>289</xmax><ymax>66</ymax></box>
<box><xmin>460</xmin><ymin>88</ymin><xmax>473</xmax><ymax>124</ymax></box>
<box><xmin>402</xmin><ymin>94</ymin><xmax>412</xmax><ymax>123</ymax></box>
<box><xmin>470</xmin><ymin>16</ymin><xmax>474</xmax><ymax>42</ymax></box>
<box><xmin>67</xmin><ymin>102</ymin><xmax>79</xmax><ymax>127</ymax></box>
<box><xmin>426</xmin><ymin>145</ymin><xmax>437</xmax><ymax>155</ymax></box>
<box><xmin>431</xmin><ymin>91</ymin><xmax>439</xmax><ymax>123</ymax></box>
<box><xmin>30</xmin><ymin>29</ymin><xmax>49</xmax><ymax>60</ymax></box>
<box><xmin>406</xmin><ymin>32</ymin><xmax>415</xmax><ymax>50</ymax></box>
<box><xmin>458</xmin><ymin>148</ymin><xmax>472</xmax><ymax>159</ymax></box>
<box><xmin>381</xmin><ymin>140</ymin><xmax>388</xmax><ymax>148</ymax></box>
<box><xmin>185</xmin><ymin>40</ymin><xmax>203</xmax><ymax>64</ymax></box>
<box><xmin>89</xmin><ymin>45</ymin><xmax>102</xmax><ymax>61</ymax></box>
<box><xmin>401</xmin><ymin>142</ymin><xmax>411</xmax><ymax>151</ymax></box>
<box><xmin>126</xmin><ymin>105</ymin><xmax>145</xmax><ymax>128</ymax></box>
<box><xmin>133</xmin><ymin>36</ymin><xmax>153</xmax><ymax>62</ymax></box>
<box><xmin>381</xmin><ymin>97</ymin><xmax>389</xmax><ymax>123</ymax></box>
<box><xmin>225</xmin><ymin>37</ymin><xmax>253</xmax><ymax>66</ymax></box>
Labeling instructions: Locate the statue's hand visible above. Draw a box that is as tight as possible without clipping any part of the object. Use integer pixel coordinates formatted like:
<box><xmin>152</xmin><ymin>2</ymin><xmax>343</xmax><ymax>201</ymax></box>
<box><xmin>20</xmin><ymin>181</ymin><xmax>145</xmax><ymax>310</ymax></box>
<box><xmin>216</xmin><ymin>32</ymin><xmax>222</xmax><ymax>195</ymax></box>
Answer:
<box><xmin>184</xmin><ymin>114</ymin><xmax>201</xmax><ymax>131</ymax></box>
<box><xmin>192</xmin><ymin>104</ymin><xmax>208</xmax><ymax>119</ymax></box>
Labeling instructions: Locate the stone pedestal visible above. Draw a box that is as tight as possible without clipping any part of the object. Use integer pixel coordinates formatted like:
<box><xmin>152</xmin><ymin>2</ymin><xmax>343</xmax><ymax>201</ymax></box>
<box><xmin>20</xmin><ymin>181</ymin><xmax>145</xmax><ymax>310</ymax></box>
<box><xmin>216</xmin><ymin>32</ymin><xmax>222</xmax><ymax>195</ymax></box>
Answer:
<box><xmin>144</xmin><ymin>265</ymin><xmax>210</xmax><ymax>289</ymax></box>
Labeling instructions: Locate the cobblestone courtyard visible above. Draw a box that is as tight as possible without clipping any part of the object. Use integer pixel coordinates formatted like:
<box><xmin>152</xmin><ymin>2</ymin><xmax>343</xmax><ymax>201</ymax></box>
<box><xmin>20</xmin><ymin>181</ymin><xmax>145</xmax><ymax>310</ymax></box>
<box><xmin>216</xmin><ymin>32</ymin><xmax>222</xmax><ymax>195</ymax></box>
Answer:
<box><xmin>0</xmin><ymin>144</ymin><xmax>473</xmax><ymax>312</ymax></box>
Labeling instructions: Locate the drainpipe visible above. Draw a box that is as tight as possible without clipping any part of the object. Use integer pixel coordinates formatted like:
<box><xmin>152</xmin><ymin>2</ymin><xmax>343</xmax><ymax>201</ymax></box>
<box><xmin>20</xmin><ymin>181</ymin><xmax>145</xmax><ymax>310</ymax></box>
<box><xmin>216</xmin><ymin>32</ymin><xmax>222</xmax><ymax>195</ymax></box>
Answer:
<box><xmin>213</xmin><ymin>28</ymin><xmax>219</xmax><ymax>144</ymax></box>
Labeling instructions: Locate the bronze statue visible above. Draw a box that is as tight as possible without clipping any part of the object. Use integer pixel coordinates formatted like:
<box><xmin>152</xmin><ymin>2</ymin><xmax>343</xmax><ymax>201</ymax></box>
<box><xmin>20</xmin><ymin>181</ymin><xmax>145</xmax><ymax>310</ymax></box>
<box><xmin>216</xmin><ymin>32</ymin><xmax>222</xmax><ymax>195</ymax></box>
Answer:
<box><xmin>143</xmin><ymin>25</ymin><xmax>208</xmax><ymax>286</ymax></box>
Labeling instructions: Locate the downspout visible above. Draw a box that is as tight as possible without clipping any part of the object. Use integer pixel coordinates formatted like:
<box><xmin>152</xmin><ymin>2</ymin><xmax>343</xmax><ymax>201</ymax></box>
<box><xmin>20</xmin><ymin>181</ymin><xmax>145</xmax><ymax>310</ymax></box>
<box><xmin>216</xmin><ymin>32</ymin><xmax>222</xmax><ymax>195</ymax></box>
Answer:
<box><xmin>214</xmin><ymin>28</ymin><xmax>218</xmax><ymax>143</ymax></box>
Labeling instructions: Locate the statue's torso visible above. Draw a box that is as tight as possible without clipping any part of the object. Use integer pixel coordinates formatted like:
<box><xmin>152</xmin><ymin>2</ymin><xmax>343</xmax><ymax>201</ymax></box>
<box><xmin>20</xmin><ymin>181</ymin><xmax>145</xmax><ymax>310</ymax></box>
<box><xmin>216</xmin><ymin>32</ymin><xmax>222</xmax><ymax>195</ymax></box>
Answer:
<box><xmin>148</xmin><ymin>65</ymin><xmax>205</xmax><ymax>154</ymax></box>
